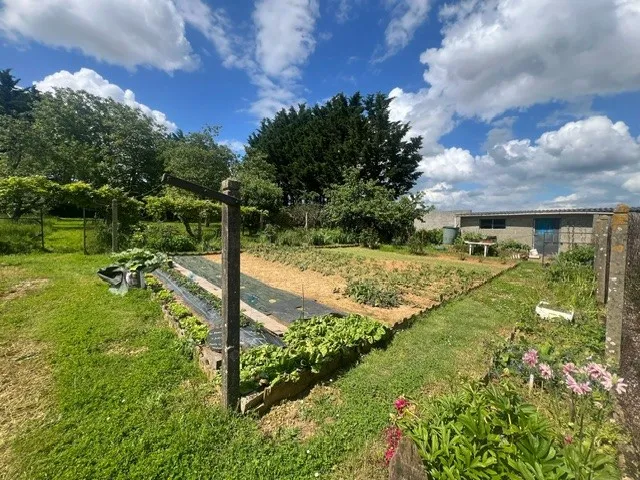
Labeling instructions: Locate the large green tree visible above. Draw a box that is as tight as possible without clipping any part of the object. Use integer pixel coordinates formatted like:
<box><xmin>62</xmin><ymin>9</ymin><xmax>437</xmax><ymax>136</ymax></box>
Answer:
<box><xmin>0</xmin><ymin>69</ymin><xmax>38</xmax><ymax>118</ymax></box>
<box><xmin>247</xmin><ymin>92</ymin><xmax>422</xmax><ymax>202</ymax></box>
<box><xmin>234</xmin><ymin>148</ymin><xmax>283</xmax><ymax>214</ymax></box>
<box><xmin>160</xmin><ymin>125</ymin><xmax>234</xmax><ymax>192</ymax></box>
<box><xmin>29</xmin><ymin>89</ymin><xmax>166</xmax><ymax>193</ymax></box>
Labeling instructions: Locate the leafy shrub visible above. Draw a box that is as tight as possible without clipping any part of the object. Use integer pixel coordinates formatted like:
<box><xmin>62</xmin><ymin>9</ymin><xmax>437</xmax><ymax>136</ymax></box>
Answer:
<box><xmin>240</xmin><ymin>314</ymin><xmax>388</xmax><ymax>393</ymax></box>
<box><xmin>358</xmin><ymin>228</ymin><xmax>380</xmax><ymax>249</ymax></box>
<box><xmin>132</xmin><ymin>223</ymin><xmax>196</xmax><ymax>252</ymax></box>
<box><xmin>392</xmin><ymin>382</ymin><xmax>617</xmax><ymax>479</ymax></box>
<box><xmin>345</xmin><ymin>278</ymin><xmax>400</xmax><ymax>308</ymax></box>
<box><xmin>497</xmin><ymin>239</ymin><xmax>530</xmax><ymax>251</ymax></box>
<box><xmin>557</xmin><ymin>245</ymin><xmax>595</xmax><ymax>266</ymax></box>
<box><xmin>259</xmin><ymin>227</ymin><xmax>356</xmax><ymax>247</ymax></box>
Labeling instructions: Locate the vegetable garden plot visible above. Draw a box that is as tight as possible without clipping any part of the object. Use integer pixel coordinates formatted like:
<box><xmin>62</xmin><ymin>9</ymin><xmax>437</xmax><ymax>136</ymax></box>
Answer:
<box><xmin>153</xmin><ymin>268</ymin><xmax>284</xmax><ymax>350</ymax></box>
<box><xmin>173</xmin><ymin>255</ymin><xmax>343</xmax><ymax>324</ymax></box>
<box><xmin>200</xmin><ymin>247</ymin><xmax>510</xmax><ymax>325</ymax></box>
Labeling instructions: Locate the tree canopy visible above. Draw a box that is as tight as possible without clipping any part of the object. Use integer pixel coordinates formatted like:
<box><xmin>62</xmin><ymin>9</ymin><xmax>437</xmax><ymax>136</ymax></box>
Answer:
<box><xmin>247</xmin><ymin>92</ymin><xmax>423</xmax><ymax>202</ymax></box>
<box><xmin>161</xmin><ymin>125</ymin><xmax>235</xmax><ymax>192</ymax></box>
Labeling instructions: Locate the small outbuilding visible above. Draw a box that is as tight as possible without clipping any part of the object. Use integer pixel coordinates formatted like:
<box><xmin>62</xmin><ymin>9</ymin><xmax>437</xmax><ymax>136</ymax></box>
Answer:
<box><xmin>417</xmin><ymin>207</ymin><xmax>640</xmax><ymax>256</ymax></box>
<box><xmin>458</xmin><ymin>208</ymin><xmax>619</xmax><ymax>255</ymax></box>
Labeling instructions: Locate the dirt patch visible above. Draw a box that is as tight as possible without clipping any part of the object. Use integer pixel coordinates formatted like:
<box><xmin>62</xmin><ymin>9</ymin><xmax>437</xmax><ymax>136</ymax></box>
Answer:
<box><xmin>259</xmin><ymin>399</ymin><xmax>318</xmax><ymax>440</ymax></box>
<box><xmin>259</xmin><ymin>384</ymin><xmax>342</xmax><ymax>441</ymax></box>
<box><xmin>0</xmin><ymin>279</ymin><xmax>48</xmax><ymax>303</ymax></box>
<box><xmin>205</xmin><ymin>253</ymin><xmax>423</xmax><ymax>325</ymax></box>
<box><xmin>0</xmin><ymin>339</ymin><xmax>52</xmax><ymax>478</ymax></box>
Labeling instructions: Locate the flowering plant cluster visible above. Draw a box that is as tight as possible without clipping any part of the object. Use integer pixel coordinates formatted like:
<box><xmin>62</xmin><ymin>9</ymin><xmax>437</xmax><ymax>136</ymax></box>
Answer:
<box><xmin>520</xmin><ymin>348</ymin><xmax>627</xmax><ymax>396</ymax></box>
<box><xmin>383</xmin><ymin>396</ymin><xmax>411</xmax><ymax>465</ymax></box>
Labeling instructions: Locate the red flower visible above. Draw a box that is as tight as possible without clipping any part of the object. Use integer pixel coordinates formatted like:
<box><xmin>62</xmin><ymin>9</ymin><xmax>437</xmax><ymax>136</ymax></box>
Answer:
<box><xmin>564</xmin><ymin>435</ymin><xmax>573</xmax><ymax>445</ymax></box>
<box><xmin>384</xmin><ymin>446</ymin><xmax>396</xmax><ymax>466</ymax></box>
<box><xmin>394</xmin><ymin>397</ymin><xmax>409</xmax><ymax>413</ymax></box>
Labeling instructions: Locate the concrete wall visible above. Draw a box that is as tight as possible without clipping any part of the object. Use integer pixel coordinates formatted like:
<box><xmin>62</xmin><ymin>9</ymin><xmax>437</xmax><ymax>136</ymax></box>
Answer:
<box><xmin>415</xmin><ymin>210</ymin><xmax>470</xmax><ymax>230</ymax></box>
<box><xmin>460</xmin><ymin>215</ymin><xmax>533</xmax><ymax>245</ymax></box>
<box><xmin>460</xmin><ymin>213</ymin><xmax>598</xmax><ymax>252</ymax></box>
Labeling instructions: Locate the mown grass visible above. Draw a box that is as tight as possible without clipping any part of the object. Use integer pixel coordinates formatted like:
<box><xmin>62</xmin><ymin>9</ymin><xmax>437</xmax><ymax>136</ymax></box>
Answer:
<box><xmin>1</xmin><ymin>250</ymin><xmax>544</xmax><ymax>479</ymax></box>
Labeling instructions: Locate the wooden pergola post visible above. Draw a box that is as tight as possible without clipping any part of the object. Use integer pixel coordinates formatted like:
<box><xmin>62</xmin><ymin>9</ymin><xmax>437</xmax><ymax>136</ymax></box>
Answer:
<box><xmin>161</xmin><ymin>174</ymin><xmax>242</xmax><ymax>411</ymax></box>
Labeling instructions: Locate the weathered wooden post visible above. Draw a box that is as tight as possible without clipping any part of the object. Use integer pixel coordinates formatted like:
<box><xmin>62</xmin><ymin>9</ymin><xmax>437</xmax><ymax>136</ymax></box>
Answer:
<box><xmin>111</xmin><ymin>198</ymin><xmax>119</xmax><ymax>252</ymax></box>
<box><xmin>161</xmin><ymin>174</ymin><xmax>242</xmax><ymax>411</ymax></box>
<box><xmin>221</xmin><ymin>179</ymin><xmax>241</xmax><ymax>410</ymax></box>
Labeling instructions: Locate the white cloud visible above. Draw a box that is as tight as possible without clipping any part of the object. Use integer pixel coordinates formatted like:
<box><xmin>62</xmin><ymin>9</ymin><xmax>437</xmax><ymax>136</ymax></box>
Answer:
<box><xmin>0</xmin><ymin>0</ymin><xmax>198</xmax><ymax>72</ymax></box>
<box><xmin>35</xmin><ymin>68</ymin><xmax>177</xmax><ymax>131</ymax></box>
<box><xmin>418</xmin><ymin>147</ymin><xmax>475</xmax><ymax>183</ymax></box>
<box><xmin>418</xmin><ymin>116</ymin><xmax>640</xmax><ymax>210</ymax></box>
<box><xmin>219</xmin><ymin>139</ymin><xmax>246</xmax><ymax>155</ymax></box>
<box><xmin>377</xmin><ymin>0</ymin><xmax>431</xmax><ymax>61</ymax></box>
<box><xmin>421</xmin><ymin>0</ymin><xmax>640</xmax><ymax>119</ymax></box>
<box><xmin>388</xmin><ymin>87</ymin><xmax>455</xmax><ymax>154</ymax></box>
<box><xmin>253</xmin><ymin>0</ymin><xmax>319</xmax><ymax>80</ymax></box>
<box><xmin>623</xmin><ymin>174</ymin><xmax>640</xmax><ymax>194</ymax></box>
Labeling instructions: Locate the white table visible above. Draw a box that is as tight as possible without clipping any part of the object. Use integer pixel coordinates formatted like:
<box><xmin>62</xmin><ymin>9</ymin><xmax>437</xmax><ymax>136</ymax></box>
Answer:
<box><xmin>464</xmin><ymin>240</ymin><xmax>496</xmax><ymax>257</ymax></box>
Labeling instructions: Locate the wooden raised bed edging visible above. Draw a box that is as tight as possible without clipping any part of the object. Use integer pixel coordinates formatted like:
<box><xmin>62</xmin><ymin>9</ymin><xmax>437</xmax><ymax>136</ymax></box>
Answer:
<box><xmin>240</xmin><ymin>330</ymin><xmax>393</xmax><ymax>414</ymax></box>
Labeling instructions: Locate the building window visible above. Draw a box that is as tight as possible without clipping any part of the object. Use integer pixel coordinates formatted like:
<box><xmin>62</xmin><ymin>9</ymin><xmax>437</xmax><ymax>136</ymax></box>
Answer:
<box><xmin>479</xmin><ymin>218</ymin><xmax>506</xmax><ymax>229</ymax></box>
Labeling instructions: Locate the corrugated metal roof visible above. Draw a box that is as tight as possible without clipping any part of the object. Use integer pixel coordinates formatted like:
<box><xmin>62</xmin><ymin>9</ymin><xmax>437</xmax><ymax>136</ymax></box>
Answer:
<box><xmin>460</xmin><ymin>207</ymin><xmax>640</xmax><ymax>217</ymax></box>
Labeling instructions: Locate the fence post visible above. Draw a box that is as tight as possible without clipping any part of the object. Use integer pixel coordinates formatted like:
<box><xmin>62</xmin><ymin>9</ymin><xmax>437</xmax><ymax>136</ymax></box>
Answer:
<box><xmin>40</xmin><ymin>208</ymin><xmax>45</xmax><ymax>250</ymax></box>
<box><xmin>605</xmin><ymin>204</ymin><xmax>631</xmax><ymax>364</ymax></box>
<box><xmin>221</xmin><ymin>179</ymin><xmax>241</xmax><ymax>411</ymax></box>
<box><xmin>111</xmin><ymin>199</ymin><xmax>118</xmax><ymax>252</ymax></box>
<box><xmin>82</xmin><ymin>207</ymin><xmax>87</xmax><ymax>255</ymax></box>
<box><xmin>593</xmin><ymin>214</ymin><xmax>611</xmax><ymax>304</ymax></box>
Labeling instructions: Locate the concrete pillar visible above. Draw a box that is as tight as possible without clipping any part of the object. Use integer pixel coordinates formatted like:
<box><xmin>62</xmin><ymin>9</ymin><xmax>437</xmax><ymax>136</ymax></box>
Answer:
<box><xmin>616</xmin><ymin>210</ymin><xmax>640</xmax><ymax>461</ymax></box>
<box><xmin>606</xmin><ymin>205</ymin><xmax>630</xmax><ymax>364</ymax></box>
<box><xmin>593</xmin><ymin>214</ymin><xmax>611</xmax><ymax>304</ymax></box>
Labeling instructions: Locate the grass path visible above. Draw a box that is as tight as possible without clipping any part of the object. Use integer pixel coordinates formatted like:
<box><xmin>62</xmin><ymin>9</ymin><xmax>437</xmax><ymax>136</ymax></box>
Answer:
<box><xmin>0</xmin><ymin>254</ymin><xmax>543</xmax><ymax>479</ymax></box>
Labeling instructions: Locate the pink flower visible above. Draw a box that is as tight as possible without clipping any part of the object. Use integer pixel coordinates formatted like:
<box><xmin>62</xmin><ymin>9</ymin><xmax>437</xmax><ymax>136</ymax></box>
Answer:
<box><xmin>601</xmin><ymin>372</ymin><xmax>627</xmax><ymax>394</ymax></box>
<box><xmin>586</xmin><ymin>362</ymin><xmax>607</xmax><ymax>381</ymax></box>
<box><xmin>522</xmin><ymin>349</ymin><xmax>539</xmax><ymax>367</ymax></box>
<box><xmin>563</xmin><ymin>362</ymin><xmax>578</xmax><ymax>375</ymax></box>
<box><xmin>538</xmin><ymin>363</ymin><xmax>553</xmax><ymax>380</ymax></box>
<box><xmin>565</xmin><ymin>374</ymin><xmax>592</xmax><ymax>395</ymax></box>
<box><xmin>564</xmin><ymin>435</ymin><xmax>574</xmax><ymax>445</ymax></box>
<box><xmin>394</xmin><ymin>397</ymin><xmax>409</xmax><ymax>413</ymax></box>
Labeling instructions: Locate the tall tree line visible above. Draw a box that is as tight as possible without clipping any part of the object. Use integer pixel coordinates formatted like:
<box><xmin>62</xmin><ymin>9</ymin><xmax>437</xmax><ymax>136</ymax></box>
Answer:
<box><xmin>247</xmin><ymin>92</ymin><xmax>423</xmax><ymax>202</ymax></box>
<box><xmin>0</xmin><ymin>69</ymin><xmax>236</xmax><ymax>197</ymax></box>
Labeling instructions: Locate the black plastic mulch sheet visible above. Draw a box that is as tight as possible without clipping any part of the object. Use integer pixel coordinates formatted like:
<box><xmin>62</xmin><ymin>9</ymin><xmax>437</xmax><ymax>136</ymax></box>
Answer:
<box><xmin>153</xmin><ymin>269</ymin><xmax>284</xmax><ymax>351</ymax></box>
<box><xmin>173</xmin><ymin>255</ymin><xmax>343</xmax><ymax>325</ymax></box>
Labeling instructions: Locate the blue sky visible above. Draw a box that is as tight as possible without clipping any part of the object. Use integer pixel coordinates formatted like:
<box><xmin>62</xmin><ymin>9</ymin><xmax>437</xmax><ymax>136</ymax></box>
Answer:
<box><xmin>2</xmin><ymin>0</ymin><xmax>640</xmax><ymax>210</ymax></box>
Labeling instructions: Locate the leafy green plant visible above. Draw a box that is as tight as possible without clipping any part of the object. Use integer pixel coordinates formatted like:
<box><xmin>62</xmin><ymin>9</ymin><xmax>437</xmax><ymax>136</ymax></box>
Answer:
<box><xmin>390</xmin><ymin>381</ymin><xmax>617</xmax><ymax>479</ymax></box>
<box><xmin>112</xmin><ymin>248</ymin><xmax>167</xmax><ymax>272</ymax></box>
<box><xmin>345</xmin><ymin>278</ymin><xmax>400</xmax><ymax>308</ymax></box>
<box><xmin>132</xmin><ymin>223</ymin><xmax>197</xmax><ymax>252</ymax></box>
<box><xmin>240</xmin><ymin>314</ymin><xmax>389</xmax><ymax>393</ymax></box>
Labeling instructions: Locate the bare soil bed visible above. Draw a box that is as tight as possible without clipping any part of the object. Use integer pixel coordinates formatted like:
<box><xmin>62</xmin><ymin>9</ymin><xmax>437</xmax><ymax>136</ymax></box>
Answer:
<box><xmin>204</xmin><ymin>248</ymin><xmax>513</xmax><ymax>325</ymax></box>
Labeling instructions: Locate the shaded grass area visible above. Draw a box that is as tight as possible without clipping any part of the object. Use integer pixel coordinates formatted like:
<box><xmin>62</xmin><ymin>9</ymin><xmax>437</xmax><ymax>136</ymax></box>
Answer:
<box><xmin>1</xmin><ymin>253</ymin><xmax>542</xmax><ymax>479</ymax></box>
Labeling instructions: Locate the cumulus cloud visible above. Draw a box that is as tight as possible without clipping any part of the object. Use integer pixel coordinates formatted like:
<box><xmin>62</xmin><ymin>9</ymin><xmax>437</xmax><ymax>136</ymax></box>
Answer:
<box><xmin>35</xmin><ymin>68</ymin><xmax>177</xmax><ymax>131</ymax></box>
<box><xmin>254</xmin><ymin>0</ymin><xmax>319</xmax><ymax>80</ymax></box>
<box><xmin>421</xmin><ymin>0</ymin><xmax>640</xmax><ymax>119</ymax></box>
<box><xmin>0</xmin><ymin>0</ymin><xmax>198</xmax><ymax>71</ymax></box>
<box><xmin>419</xmin><ymin>116</ymin><xmax>640</xmax><ymax>210</ymax></box>
<box><xmin>388</xmin><ymin>87</ymin><xmax>456</xmax><ymax>154</ymax></box>
<box><xmin>377</xmin><ymin>0</ymin><xmax>431</xmax><ymax>61</ymax></box>
<box><xmin>623</xmin><ymin>174</ymin><xmax>640</xmax><ymax>194</ymax></box>
<box><xmin>418</xmin><ymin>147</ymin><xmax>476</xmax><ymax>183</ymax></box>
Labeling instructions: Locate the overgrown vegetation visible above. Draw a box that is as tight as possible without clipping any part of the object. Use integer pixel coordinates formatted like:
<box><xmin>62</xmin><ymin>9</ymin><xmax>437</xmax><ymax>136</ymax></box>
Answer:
<box><xmin>240</xmin><ymin>314</ymin><xmax>389</xmax><ymax>394</ymax></box>
<box><xmin>385</xmin><ymin>243</ymin><xmax>622</xmax><ymax>479</ymax></box>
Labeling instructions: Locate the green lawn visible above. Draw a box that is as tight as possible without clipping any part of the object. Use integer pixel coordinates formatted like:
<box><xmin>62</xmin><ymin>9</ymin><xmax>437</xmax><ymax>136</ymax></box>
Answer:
<box><xmin>1</xmin><ymin>251</ymin><xmax>544</xmax><ymax>479</ymax></box>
